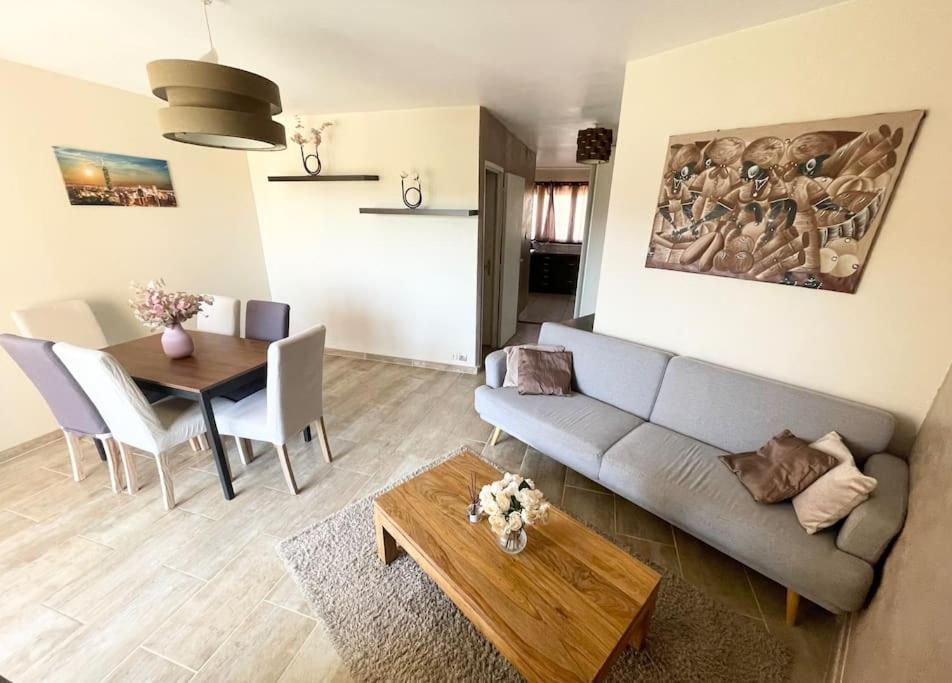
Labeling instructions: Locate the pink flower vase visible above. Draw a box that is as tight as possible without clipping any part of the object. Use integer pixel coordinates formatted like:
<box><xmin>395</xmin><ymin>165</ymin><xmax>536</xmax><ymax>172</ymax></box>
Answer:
<box><xmin>161</xmin><ymin>323</ymin><xmax>194</xmax><ymax>359</ymax></box>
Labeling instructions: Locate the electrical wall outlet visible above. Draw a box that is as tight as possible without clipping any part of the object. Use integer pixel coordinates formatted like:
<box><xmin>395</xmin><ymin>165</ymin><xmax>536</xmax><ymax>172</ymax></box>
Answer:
<box><xmin>453</xmin><ymin>352</ymin><xmax>468</xmax><ymax>362</ymax></box>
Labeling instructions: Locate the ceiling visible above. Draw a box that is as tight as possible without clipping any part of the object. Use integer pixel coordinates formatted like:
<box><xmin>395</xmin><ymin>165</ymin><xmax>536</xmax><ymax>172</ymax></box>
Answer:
<box><xmin>0</xmin><ymin>0</ymin><xmax>842</xmax><ymax>166</ymax></box>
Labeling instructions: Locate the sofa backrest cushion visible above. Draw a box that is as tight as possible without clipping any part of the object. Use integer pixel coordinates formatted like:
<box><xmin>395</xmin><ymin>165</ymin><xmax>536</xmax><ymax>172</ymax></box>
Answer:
<box><xmin>650</xmin><ymin>357</ymin><xmax>896</xmax><ymax>462</ymax></box>
<box><xmin>537</xmin><ymin>323</ymin><xmax>672</xmax><ymax>419</ymax></box>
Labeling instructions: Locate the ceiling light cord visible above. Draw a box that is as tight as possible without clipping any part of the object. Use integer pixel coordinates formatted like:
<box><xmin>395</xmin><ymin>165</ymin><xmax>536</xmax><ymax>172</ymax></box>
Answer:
<box><xmin>199</xmin><ymin>0</ymin><xmax>219</xmax><ymax>64</ymax></box>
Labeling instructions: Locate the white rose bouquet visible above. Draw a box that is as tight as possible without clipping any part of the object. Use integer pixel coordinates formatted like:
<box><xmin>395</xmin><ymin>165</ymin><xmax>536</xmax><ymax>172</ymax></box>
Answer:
<box><xmin>479</xmin><ymin>472</ymin><xmax>550</xmax><ymax>550</ymax></box>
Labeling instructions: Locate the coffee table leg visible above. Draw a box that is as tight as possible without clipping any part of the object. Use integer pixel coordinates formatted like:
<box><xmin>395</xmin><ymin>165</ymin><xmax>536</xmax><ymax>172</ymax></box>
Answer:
<box><xmin>374</xmin><ymin>509</ymin><xmax>399</xmax><ymax>564</ymax></box>
<box><xmin>629</xmin><ymin>591</ymin><xmax>658</xmax><ymax>651</ymax></box>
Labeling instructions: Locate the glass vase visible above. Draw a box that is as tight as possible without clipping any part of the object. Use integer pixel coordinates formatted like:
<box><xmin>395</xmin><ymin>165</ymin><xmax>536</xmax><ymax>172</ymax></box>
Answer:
<box><xmin>498</xmin><ymin>528</ymin><xmax>527</xmax><ymax>555</ymax></box>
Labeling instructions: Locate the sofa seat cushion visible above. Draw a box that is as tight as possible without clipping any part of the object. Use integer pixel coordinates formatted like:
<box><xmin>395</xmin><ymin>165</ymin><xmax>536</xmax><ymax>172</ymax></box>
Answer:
<box><xmin>599</xmin><ymin>423</ymin><xmax>874</xmax><ymax>613</ymax></box>
<box><xmin>474</xmin><ymin>386</ymin><xmax>642</xmax><ymax>480</ymax></box>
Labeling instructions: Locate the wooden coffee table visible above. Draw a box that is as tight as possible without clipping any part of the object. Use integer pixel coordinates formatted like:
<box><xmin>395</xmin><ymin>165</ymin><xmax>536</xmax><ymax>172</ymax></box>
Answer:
<box><xmin>373</xmin><ymin>451</ymin><xmax>662</xmax><ymax>682</ymax></box>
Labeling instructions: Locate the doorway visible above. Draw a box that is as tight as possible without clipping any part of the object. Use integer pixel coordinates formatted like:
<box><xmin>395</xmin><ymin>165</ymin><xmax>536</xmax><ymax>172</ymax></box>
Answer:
<box><xmin>480</xmin><ymin>164</ymin><xmax>503</xmax><ymax>349</ymax></box>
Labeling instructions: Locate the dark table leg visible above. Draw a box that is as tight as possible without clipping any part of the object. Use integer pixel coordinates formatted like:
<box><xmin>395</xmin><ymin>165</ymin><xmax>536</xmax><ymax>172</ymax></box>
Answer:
<box><xmin>94</xmin><ymin>438</ymin><xmax>108</xmax><ymax>462</ymax></box>
<box><xmin>303</xmin><ymin>425</ymin><xmax>313</xmax><ymax>442</ymax></box>
<box><xmin>199</xmin><ymin>391</ymin><xmax>235</xmax><ymax>500</ymax></box>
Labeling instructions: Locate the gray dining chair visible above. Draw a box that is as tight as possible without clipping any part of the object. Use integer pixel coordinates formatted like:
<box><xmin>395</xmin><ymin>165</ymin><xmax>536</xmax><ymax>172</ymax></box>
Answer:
<box><xmin>245</xmin><ymin>300</ymin><xmax>290</xmax><ymax>342</ymax></box>
<box><xmin>0</xmin><ymin>333</ymin><xmax>124</xmax><ymax>491</ymax></box>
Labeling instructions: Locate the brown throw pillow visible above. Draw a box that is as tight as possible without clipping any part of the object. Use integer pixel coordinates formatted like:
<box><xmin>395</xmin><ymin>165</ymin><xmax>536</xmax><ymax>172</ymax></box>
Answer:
<box><xmin>719</xmin><ymin>430</ymin><xmax>839</xmax><ymax>504</ymax></box>
<box><xmin>517</xmin><ymin>349</ymin><xmax>573</xmax><ymax>396</ymax></box>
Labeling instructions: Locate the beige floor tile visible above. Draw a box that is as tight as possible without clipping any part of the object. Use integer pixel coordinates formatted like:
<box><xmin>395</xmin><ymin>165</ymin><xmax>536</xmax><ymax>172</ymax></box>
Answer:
<box><xmin>564</xmin><ymin>468</ymin><xmax>610</xmax><ymax>494</ymax></box>
<box><xmin>520</xmin><ymin>447</ymin><xmax>566</xmax><ymax>506</ymax></box>
<box><xmin>0</xmin><ymin>536</ymin><xmax>114</xmax><ymax>620</ymax></box>
<box><xmin>0</xmin><ymin>463</ymin><xmax>68</xmax><ymax>509</ymax></box>
<box><xmin>0</xmin><ymin>509</ymin><xmax>36</xmax><ymax>542</ymax></box>
<box><xmin>746</xmin><ymin>569</ymin><xmax>840</xmax><ymax>682</ymax></box>
<box><xmin>611</xmin><ymin>534</ymin><xmax>682</xmax><ymax>576</ymax></box>
<box><xmin>672</xmin><ymin>528</ymin><xmax>762</xmax><ymax>620</ymax></box>
<box><xmin>191</xmin><ymin>602</ymin><xmax>315</xmax><ymax>683</ymax></box>
<box><xmin>266</xmin><ymin>574</ymin><xmax>314</xmax><ymax>619</ymax></box>
<box><xmin>0</xmin><ymin>603</ymin><xmax>81</xmax><ymax>680</ymax></box>
<box><xmin>560</xmin><ymin>486</ymin><xmax>615</xmax><ymax>535</ymax></box>
<box><xmin>23</xmin><ymin>566</ymin><xmax>202</xmax><ymax>683</ymax></box>
<box><xmin>145</xmin><ymin>533</ymin><xmax>287</xmax><ymax>670</ymax></box>
<box><xmin>105</xmin><ymin>648</ymin><xmax>195</xmax><ymax>683</ymax></box>
<box><xmin>7</xmin><ymin>473</ymin><xmax>114</xmax><ymax>523</ymax></box>
<box><xmin>481</xmin><ymin>436</ymin><xmax>527</xmax><ymax>473</ymax></box>
<box><xmin>277</xmin><ymin>617</ymin><xmax>352</xmax><ymax>683</ymax></box>
<box><xmin>614</xmin><ymin>497</ymin><xmax>675</xmax><ymax>544</ymax></box>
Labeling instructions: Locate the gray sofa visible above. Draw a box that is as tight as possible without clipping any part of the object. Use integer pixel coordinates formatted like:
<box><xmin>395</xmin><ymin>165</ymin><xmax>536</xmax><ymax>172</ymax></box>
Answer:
<box><xmin>474</xmin><ymin>323</ymin><xmax>909</xmax><ymax>617</ymax></box>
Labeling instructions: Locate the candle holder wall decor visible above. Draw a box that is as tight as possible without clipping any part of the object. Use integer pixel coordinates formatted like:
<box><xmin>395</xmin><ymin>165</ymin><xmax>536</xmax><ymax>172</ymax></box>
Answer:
<box><xmin>290</xmin><ymin>117</ymin><xmax>333</xmax><ymax>175</ymax></box>
<box><xmin>400</xmin><ymin>171</ymin><xmax>423</xmax><ymax>209</ymax></box>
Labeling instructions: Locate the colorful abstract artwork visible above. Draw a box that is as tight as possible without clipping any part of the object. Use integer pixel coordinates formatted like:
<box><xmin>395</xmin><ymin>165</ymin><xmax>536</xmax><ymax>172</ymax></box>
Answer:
<box><xmin>53</xmin><ymin>147</ymin><xmax>177</xmax><ymax>207</ymax></box>
<box><xmin>647</xmin><ymin>111</ymin><xmax>923</xmax><ymax>293</ymax></box>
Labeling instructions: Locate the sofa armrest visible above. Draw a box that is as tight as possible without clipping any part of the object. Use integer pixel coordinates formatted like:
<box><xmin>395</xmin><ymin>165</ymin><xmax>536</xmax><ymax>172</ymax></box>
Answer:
<box><xmin>836</xmin><ymin>452</ymin><xmax>909</xmax><ymax>564</ymax></box>
<box><xmin>484</xmin><ymin>349</ymin><xmax>508</xmax><ymax>388</ymax></box>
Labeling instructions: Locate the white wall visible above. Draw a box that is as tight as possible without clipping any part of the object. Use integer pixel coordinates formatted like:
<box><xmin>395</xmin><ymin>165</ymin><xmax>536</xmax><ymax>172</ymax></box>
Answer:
<box><xmin>577</xmin><ymin>153</ymin><xmax>614</xmax><ymax>316</ymax></box>
<box><xmin>596</xmin><ymin>0</ymin><xmax>952</xmax><ymax>453</ymax></box>
<box><xmin>0</xmin><ymin>58</ymin><xmax>271</xmax><ymax>451</ymax></box>
<box><xmin>248</xmin><ymin>106</ymin><xmax>480</xmax><ymax>368</ymax></box>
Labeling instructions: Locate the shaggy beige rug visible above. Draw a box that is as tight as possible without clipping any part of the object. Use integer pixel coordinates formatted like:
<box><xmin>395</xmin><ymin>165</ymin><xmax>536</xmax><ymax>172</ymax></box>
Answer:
<box><xmin>279</xmin><ymin>448</ymin><xmax>791</xmax><ymax>682</ymax></box>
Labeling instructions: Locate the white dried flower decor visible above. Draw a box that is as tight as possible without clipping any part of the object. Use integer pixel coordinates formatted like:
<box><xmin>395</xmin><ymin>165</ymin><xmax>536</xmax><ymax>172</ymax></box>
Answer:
<box><xmin>478</xmin><ymin>472</ymin><xmax>551</xmax><ymax>545</ymax></box>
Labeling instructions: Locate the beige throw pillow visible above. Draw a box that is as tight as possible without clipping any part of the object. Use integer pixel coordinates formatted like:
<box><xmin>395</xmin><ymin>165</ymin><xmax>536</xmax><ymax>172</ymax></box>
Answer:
<box><xmin>503</xmin><ymin>344</ymin><xmax>564</xmax><ymax>387</ymax></box>
<box><xmin>792</xmin><ymin>431</ymin><xmax>877</xmax><ymax>534</ymax></box>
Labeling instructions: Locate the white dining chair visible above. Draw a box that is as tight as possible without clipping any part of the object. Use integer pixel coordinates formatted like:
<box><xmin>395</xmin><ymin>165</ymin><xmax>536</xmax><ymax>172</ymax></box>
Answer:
<box><xmin>197</xmin><ymin>295</ymin><xmax>241</xmax><ymax>336</ymax></box>
<box><xmin>12</xmin><ymin>299</ymin><xmax>108</xmax><ymax>348</ymax></box>
<box><xmin>213</xmin><ymin>324</ymin><xmax>332</xmax><ymax>495</ymax></box>
<box><xmin>53</xmin><ymin>342</ymin><xmax>209</xmax><ymax>510</ymax></box>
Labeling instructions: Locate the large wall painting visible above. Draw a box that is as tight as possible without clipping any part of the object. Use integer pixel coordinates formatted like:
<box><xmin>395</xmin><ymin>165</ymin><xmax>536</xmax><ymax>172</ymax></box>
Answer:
<box><xmin>647</xmin><ymin>110</ymin><xmax>923</xmax><ymax>293</ymax></box>
<box><xmin>53</xmin><ymin>147</ymin><xmax>177</xmax><ymax>207</ymax></box>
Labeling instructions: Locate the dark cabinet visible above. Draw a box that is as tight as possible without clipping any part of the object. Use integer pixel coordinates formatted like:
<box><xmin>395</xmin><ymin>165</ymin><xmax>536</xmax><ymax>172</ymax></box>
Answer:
<box><xmin>529</xmin><ymin>250</ymin><xmax>580</xmax><ymax>295</ymax></box>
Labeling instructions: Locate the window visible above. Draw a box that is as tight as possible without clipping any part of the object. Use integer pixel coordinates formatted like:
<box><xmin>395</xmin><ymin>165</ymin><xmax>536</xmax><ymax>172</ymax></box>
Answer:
<box><xmin>530</xmin><ymin>181</ymin><xmax>588</xmax><ymax>243</ymax></box>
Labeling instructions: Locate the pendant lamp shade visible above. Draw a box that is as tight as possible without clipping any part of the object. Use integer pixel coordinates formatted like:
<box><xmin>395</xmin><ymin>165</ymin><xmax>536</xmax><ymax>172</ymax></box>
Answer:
<box><xmin>147</xmin><ymin>59</ymin><xmax>286</xmax><ymax>151</ymax></box>
<box><xmin>576</xmin><ymin>127</ymin><xmax>613</xmax><ymax>165</ymax></box>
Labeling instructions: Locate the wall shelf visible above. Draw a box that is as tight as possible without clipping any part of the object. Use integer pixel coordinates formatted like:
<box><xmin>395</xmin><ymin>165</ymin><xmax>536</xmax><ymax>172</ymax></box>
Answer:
<box><xmin>268</xmin><ymin>174</ymin><xmax>380</xmax><ymax>182</ymax></box>
<box><xmin>358</xmin><ymin>208</ymin><xmax>479</xmax><ymax>216</ymax></box>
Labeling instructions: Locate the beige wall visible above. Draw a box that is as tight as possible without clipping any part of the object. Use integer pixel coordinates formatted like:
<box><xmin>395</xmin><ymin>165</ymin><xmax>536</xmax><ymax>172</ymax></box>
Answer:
<box><xmin>248</xmin><ymin>106</ymin><xmax>481</xmax><ymax>369</ymax></box>
<box><xmin>842</xmin><ymin>361</ymin><xmax>952</xmax><ymax>679</ymax></box>
<box><xmin>0</xmin><ymin>59</ymin><xmax>271</xmax><ymax>451</ymax></box>
<box><xmin>596</xmin><ymin>0</ymin><xmax>952</xmax><ymax>453</ymax></box>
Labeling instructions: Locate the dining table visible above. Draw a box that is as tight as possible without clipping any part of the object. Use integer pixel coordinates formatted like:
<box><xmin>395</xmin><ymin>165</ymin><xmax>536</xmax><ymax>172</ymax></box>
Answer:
<box><xmin>103</xmin><ymin>330</ymin><xmax>271</xmax><ymax>500</ymax></box>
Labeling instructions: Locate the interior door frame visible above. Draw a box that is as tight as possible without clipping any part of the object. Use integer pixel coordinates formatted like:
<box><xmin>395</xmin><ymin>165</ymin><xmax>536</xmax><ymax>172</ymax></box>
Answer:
<box><xmin>476</xmin><ymin>161</ymin><xmax>506</xmax><ymax>360</ymax></box>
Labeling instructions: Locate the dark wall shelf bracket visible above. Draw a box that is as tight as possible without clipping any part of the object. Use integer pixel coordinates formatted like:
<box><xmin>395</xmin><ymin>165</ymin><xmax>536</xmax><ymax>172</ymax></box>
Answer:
<box><xmin>359</xmin><ymin>208</ymin><xmax>479</xmax><ymax>216</ymax></box>
<box><xmin>268</xmin><ymin>175</ymin><xmax>380</xmax><ymax>182</ymax></box>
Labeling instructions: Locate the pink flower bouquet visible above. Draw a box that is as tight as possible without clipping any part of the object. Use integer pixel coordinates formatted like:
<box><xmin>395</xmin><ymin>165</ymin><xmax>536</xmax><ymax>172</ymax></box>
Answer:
<box><xmin>129</xmin><ymin>279</ymin><xmax>213</xmax><ymax>330</ymax></box>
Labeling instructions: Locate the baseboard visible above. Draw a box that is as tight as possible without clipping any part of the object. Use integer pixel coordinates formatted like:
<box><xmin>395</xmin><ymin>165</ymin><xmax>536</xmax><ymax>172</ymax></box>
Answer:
<box><xmin>827</xmin><ymin>612</ymin><xmax>854</xmax><ymax>683</ymax></box>
<box><xmin>325</xmin><ymin>347</ymin><xmax>479</xmax><ymax>375</ymax></box>
<box><xmin>0</xmin><ymin>429</ymin><xmax>62</xmax><ymax>464</ymax></box>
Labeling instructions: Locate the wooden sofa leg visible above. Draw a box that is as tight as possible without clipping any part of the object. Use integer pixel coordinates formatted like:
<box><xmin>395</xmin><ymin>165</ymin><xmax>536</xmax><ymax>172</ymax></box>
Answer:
<box><xmin>786</xmin><ymin>589</ymin><xmax>800</xmax><ymax>627</ymax></box>
<box><xmin>488</xmin><ymin>426</ymin><xmax>503</xmax><ymax>447</ymax></box>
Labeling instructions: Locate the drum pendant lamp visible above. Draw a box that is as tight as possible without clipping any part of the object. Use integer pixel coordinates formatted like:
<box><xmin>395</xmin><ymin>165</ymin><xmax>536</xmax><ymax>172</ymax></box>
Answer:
<box><xmin>146</xmin><ymin>0</ymin><xmax>285</xmax><ymax>151</ymax></box>
<box><xmin>576</xmin><ymin>127</ymin><xmax>613</xmax><ymax>165</ymax></box>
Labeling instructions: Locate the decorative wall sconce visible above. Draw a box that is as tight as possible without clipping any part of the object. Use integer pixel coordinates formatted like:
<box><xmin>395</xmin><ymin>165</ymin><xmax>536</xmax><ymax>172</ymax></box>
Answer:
<box><xmin>400</xmin><ymin>171</ymin><xmax>423</xmax><ymax>209</ymax></box>
<box><xmin>290</xmin><ymin>118</ymin><xmax>334</xmax><ymax>175</ymax></box>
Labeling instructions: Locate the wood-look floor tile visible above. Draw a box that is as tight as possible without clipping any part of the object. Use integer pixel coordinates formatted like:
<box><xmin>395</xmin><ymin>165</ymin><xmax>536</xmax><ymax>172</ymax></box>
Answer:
<box><xmin>564</xmin><ymin>468</ymin><xmax>610</xmax><ymax>494</ymax></box>
<box><xmin>276</xmin><ymin>617</ymin><xmax>352</xmax><ymax>683</ymax></box>
<box><xmin>480</xmin><ymin>436</ymin><xmax>527</xmax><ymax>473</ymax></box>
<box><xmin>560</xmin><ymin>486</ymin><xmax>614</xmax><ymax>535</ymax></box>
<box><xmin>104</xmin><ymin>648</ymin><xmax>194</xmax><ymax>683</ymax></box>
<box><xmin>191</xmin><ymin>602</ymin><xmax>315</xmax><ymax>683</ymax></box>
<box><xmin>0</xmin><ymin>509</ymin><xmax>36</xmax><ymax>543</ymax></box>
<box><xmin>0</xmin><ymin>463</ymin><xmax>68</xmax><ymax>509</ymax></box>
<box><xmin>23</xmin><ymin>566</ymin><xmax>202</xmax><ymax>683</ymax></box>
<box><xmin>614</xmin><ymin>496</ymin><xmax>675</xmax><ymax>544</ymax></box>
<box><xmin>0</xmin><ymin>603</ymin><xmax>81</xmax><ymax>680</ymax></box>
<box><xmin>519</xmin><ymin>447</ymin><xmax>566</xmax><ymax>506</ymax></box>
<box><xmin>672</xmin><ymin>528</ymin><xmax>762</xmax><ymax>620</ymax></box>
<box><xmin>7</xmin><ymin>473</ymin><xmax>113</xmax><ymax>523</ymax></box>
<box><xmin>266</xmin><ymin>574</ymin><xmax>314</xmax><ymax>619</ymax></box>
<box><xmin>145</xmin><ymin>533</ymin><xmax>287</xmax><ymax>670</ymax></box>
<box><xmin>0</xmin><ymin>536</ymin><xmax>114</xmax><ymax>620</ymax></box>
<box><xmin>610</xmin><ymin>534</ymin><xmax>682</xmax><ymax>576</ymax></box>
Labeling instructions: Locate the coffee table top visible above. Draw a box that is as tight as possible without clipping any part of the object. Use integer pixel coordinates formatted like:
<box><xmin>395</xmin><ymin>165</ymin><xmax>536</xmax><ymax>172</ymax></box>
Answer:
<box><xmin>373</xmin><ymin>450</ymin><xmax>661</xmax><ymax>682</ymax></box>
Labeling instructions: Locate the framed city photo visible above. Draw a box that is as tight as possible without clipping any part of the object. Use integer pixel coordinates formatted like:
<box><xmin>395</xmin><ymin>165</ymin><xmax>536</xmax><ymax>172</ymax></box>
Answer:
<box><xmin>52</xmin><ymin>147</ymin><xmax>177</xmax><ymax>207</ymax></box>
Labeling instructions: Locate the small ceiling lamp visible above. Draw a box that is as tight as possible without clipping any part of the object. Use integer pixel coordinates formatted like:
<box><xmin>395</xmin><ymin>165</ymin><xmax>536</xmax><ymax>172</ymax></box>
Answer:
<box><xmin>576</xmin><ymin>127</ymin><xmax>613</xmax><ymax>165</ymax></box>
<box><xmin>146</xmin><ymin>0</ymin><xmax>285</xmax><ymax>151</ymax></box>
